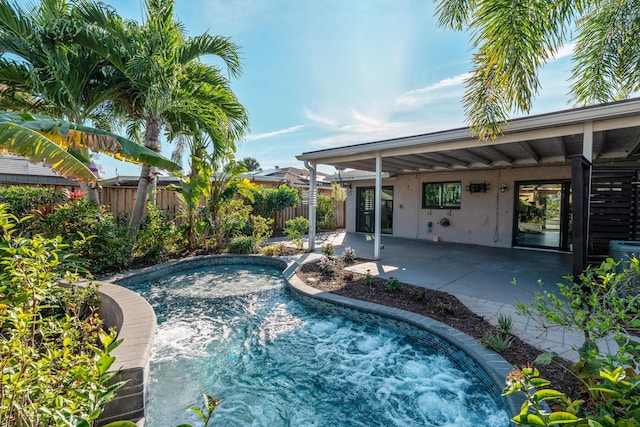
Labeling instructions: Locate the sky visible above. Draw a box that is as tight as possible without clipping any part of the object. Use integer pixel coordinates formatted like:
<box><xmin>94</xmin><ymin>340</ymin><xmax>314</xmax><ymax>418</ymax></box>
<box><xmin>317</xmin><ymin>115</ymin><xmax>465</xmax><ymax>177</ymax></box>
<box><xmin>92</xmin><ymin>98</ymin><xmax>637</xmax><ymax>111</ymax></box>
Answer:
<box><xmin>84</xmin><ymin>0</ymin><xmax>575</xmax><ymax>178</ymax></box>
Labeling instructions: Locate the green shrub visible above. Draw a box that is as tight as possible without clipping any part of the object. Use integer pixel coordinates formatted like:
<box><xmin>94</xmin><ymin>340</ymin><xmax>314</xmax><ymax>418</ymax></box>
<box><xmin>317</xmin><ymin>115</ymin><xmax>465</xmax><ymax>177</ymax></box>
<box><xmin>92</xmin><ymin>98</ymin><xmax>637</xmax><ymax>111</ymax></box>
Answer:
<box><xmin>251</xmin><ymin>184</ymin><xmax>300</xmax><ymax>221</ymax></box>
<box><xmin>228</xmin><ymin>235</ymin><xmax>257</xmax><ymax>254</ymax></box>
<box><xmin>261</xmin><ymin>244</ymin><xmax>277</xmax><ymax>256</ymax></box>
<box><xmin>0</xmin><ymin>205</ymin><xmax>125</xmax><ymax>426</ymax></box>
<box><xmin>317</xmin><ymin>195</ymin><xmax>337</xmax><ymax>229</ymax></box>
<box><xmin>134</xmin><ymin>203</ymin><xmax>180</xmax><ymax>263</ymax></box>
<box><xmin>321</xmin><ymin>243</ymin><xmax>335</xmax><ymax>256</ymax></box>
<box><xmin>284</xmin><ymin>216</ymin><xmax>309</xmax><ymax>249</ymax></box>
<box><xmin>506</xmin><ymin>257</ymin><xmax>640</xmax><ymax>426</ymax></box>
<box><xmin>385</xmin><ymin>277</ymin><xmax>402</xmax><ymax>291</ymax></box>
<box><xmin>31</xmin><ymin>199</ymin><xmax>133</xmax><ymax>273</ymax></box>
<box><xmin>0</xmin><ymin>185</ymin><xmax>66</xmax><ymax>220</ymax></box>
<box><xmin>246</xmin><ymin>214</ymin><xmax>273</xmax><ymax>245</ymax></box>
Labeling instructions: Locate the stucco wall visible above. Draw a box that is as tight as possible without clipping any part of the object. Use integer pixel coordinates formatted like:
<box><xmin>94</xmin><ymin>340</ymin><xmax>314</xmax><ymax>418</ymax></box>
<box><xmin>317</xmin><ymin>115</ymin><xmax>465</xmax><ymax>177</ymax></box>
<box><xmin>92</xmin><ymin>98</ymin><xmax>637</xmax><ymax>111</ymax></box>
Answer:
<box><xmin>345</xmin><ymin>165</ymin><xmax>570</xmax><ymax>248</ymax></box>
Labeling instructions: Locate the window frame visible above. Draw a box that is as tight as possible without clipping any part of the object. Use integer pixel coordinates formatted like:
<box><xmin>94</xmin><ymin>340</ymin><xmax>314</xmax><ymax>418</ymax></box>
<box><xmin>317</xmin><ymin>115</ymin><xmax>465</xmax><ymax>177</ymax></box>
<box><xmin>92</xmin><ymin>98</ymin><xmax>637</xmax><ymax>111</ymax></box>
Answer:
<box><xmin>422</xmin><ymin>181</ymin><xmax>462</xmax><ymax>209</ymax></box>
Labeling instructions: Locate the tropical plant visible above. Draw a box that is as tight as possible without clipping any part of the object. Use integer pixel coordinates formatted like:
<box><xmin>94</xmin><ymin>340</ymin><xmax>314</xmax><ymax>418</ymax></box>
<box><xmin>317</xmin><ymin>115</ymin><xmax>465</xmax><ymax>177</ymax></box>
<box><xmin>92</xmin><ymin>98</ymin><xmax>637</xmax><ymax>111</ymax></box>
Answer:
<box><xmin>72</xmin><ymin>0</ymin><xmax>248</xmax><ymax>232</ymax></box>
<box><xmin>363</xmin><ymin>269</ymin><xmax>374</xmax><ymax>287</ymax></box>
<box><xmin>170</xmin><ymin>155</ymin><xmax>212</xmax><ymax>250</ymax></box>
<box><xmin>239</xmin><ymin>156</ymin><xmax>261</xmax><ymax>172</ymax></box>
<box><xmin>507</xmin><ymin>257</ymin><xmax>640</xmax><ymax>425</ymax></box>
<box><xmin>498</xmin><ymin>313</ymin><xmax>514</xmax><ymax>335</ymax></box>
<box><xmin>0</xmin><ymin>185</ymin><xmax>65</xmax><ymax>219</ymax></box>
<box><xmin>206</xmin><ymin>159</ymin><xmax>258</xmax><ymax>245</ymax></box>
<box><xmin>515</xmin><ymin>257</ymin><xmax>640</xmax><ymax>358</ymax></box>
<box><xmin>284</xmin><ymin>216</ymin><xmax>308</xmax><ymax>249</ymax></box>
<box><xmin>0</xmin><ymin>204</ymin><xmax>127</xmax><ymax>426</ymax></box>
<box><xmin>481</xmin><ymin>332</ymin><xmax>514</xmax><ymax>354</ymax></box>
<box><xmin>434</xmin><ymin>1</ymin><xmax>640</xmax><ymax>139</ymax></box>
<box><xmin>0</xmin><ymin>111</ymin><xmax>180</xmax><ymax>184</ymax></box>
<box><xmin>180</xmin><ymin>394</ymin><xmax>221</xmax><ymax>427</ymax></box>
<box><xmin>0</xmin><ymin>1</ymin><xmax>182</xmax><ymax>203</ymax></box>
<box><xmin>133</xmin><ymin>203</ymin><xmax>180</xmax><ymax>263</ymax></box>
<box><xmin>252</xmin><ymin>184</ymin><xmax>300</xmax><ymax>226</ymax></box>
<box><xmin>30</xmin><ymin>198</ymin><xmax>134</xmax><ymax>273</ymax></box>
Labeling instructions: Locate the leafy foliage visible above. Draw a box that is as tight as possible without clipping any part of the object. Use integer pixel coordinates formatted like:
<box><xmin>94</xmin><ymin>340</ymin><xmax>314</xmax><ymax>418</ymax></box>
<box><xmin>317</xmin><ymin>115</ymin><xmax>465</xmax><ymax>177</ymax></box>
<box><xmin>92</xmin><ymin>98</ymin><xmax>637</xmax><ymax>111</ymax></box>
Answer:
<box><xmin>227</xmin><ymin>235</ymin><xmax>257</xmax><ymax>254</ymax></box>
<box><xmin>0</xmin><ymin>186</ymin><xmax>65</xmax><ymax>220</ymax></box>
<box><xmin>317</xmin><ymin>195</ymin><xmax>337</xmax><ymax>229</ymax></box>
<box><xmin>284</xmin><ymin>216</ymin><xmax>308</xmax><ymax>250</ymax></box>
<box><xmin>30</xmin><ymin>199</ymin><xmax>134</xmax><ymax>273</ymax></box>
<box><xmin>385</xmin><ymin>277</ymin><xmax>402</xmax><ymax>292</ymax></box>
<box><xmin>252</xmin><ymin>185</ymin><xmax>300</xmax><ymax>220</ymax></box>
<box><xmin>434</xmin><ymin>0</ymin><xmax>640</xmax><ymax>138</ymax></box>
<box><xmin>0</xmin><ymin>204</ymin><xmax>124</xmax><ymax>426</ymax></box>
<box><xmin>321</xmin><ymin>243</ymin><xmax>334</xmax><ymax>256</ymax></box>
<box><xmin>133</xmin><ymin>203</ymin><xmax>180</xmax><ymax>263</ymax></box>
<box><xmin>508</xmin><ymin>257</ymin><xmax>640</xmax><ymax>425</ymax></box>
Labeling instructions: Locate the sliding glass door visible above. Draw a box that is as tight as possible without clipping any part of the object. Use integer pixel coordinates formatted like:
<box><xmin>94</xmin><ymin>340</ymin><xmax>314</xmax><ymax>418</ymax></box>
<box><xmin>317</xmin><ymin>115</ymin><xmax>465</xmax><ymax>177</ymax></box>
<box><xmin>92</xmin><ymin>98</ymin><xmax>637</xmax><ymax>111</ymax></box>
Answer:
<box><xmin>356</xmin><ymin>187</ymin><xmax>393</xmax><ymax>234</ymax></box>
<box><xmin>515</xmin><ymin>181</ymin><xmax>571</xmax><ymax>251</ymax></box>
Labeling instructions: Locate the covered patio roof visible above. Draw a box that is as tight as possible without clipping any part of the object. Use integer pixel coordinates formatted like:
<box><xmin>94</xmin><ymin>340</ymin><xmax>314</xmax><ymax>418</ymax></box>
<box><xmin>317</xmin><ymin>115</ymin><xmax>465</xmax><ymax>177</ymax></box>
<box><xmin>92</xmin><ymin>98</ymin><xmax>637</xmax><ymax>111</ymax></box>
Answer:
<box><xmin>297</xmin><ymin>98</ymin><xmax>640</xmax><ymax>172</ymax></box>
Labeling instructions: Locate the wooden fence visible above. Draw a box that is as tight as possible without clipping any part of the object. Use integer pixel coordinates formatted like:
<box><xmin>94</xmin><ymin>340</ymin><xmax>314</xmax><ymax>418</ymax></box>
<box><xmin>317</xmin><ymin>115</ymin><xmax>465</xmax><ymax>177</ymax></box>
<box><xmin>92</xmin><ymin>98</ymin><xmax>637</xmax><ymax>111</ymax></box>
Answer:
<box><xmin>98</xmin><ymin>186</ymin><xmax>345</xmax><ymax>230</ymax></box>
<box><xmin>1</xmin><ymin>182</ymin><xmax>345</xmax><ymax>230</ymax></box>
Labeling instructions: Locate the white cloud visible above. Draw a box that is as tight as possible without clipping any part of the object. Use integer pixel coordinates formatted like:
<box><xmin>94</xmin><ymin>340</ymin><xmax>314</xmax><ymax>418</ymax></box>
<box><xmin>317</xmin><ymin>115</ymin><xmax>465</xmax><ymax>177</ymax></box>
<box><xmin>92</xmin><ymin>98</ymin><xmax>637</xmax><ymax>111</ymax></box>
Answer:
<box><xmin>304</xmin><ymin>109</ymin><xmax>338</xmax><ymax>128</ymax></box>
<box><xmin>245</xmin><ymin>124</ymin><xmax>306</xmax><ymax>141</ymax></box>
<box><xmin>550</xmin><ymin>42</ymin><xmax>575</xmax><ymax>62</ymax></box>
<box><xmin>396</xmin><ymin>72</ymin><xmax>471</xmax><ymax>109</ymax></box>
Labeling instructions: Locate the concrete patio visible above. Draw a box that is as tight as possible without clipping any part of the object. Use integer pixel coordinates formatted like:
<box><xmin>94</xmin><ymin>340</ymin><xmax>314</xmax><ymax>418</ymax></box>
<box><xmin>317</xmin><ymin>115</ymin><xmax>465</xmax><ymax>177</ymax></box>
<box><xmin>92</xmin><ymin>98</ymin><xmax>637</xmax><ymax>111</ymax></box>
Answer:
<box><xmin>292</xmin><ymin>231</ymin><xmax>618</xmax><ymax>362</ymax></box>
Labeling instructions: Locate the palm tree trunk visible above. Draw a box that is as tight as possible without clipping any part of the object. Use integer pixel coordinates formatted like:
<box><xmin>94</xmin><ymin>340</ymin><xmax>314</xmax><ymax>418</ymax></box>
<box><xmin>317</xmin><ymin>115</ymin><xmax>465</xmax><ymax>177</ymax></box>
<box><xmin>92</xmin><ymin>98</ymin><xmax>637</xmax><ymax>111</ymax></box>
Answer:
<box><xmin>129</xmin><ymin>119</ymin><xmax>161</xmax><ymax>232</ymax></box>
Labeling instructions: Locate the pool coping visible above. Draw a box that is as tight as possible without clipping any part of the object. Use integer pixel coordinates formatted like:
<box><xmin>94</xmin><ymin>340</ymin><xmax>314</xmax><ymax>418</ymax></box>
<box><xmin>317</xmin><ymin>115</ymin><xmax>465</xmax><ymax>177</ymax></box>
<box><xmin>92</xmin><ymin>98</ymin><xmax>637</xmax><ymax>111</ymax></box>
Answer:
<box><xmin>282</xmin><ymin>258</ymin><xmax>523</xmax><ymax>418</ymax></box>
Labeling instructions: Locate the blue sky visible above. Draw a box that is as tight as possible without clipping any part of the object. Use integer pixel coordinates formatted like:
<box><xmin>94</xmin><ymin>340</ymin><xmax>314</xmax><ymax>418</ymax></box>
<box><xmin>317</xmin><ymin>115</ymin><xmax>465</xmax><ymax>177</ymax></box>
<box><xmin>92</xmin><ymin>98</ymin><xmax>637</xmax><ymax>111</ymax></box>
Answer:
<box><xmin>93</xmin><ymin>0</ymin><xmax>575</xmax><ymax>177</ymax></box>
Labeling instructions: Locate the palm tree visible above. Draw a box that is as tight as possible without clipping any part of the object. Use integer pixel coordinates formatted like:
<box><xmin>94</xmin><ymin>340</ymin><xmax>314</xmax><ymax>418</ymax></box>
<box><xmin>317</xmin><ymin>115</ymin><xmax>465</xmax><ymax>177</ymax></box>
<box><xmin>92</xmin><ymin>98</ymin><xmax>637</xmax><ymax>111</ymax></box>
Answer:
<box><xmin>72</xmin><ymin>0</ymin><xmax>248</xmax><ymax>232</ymax></box>
<box><xmin>434</xmin><ymin>0</ymin><xmax>640</xmax><ymax>139</ymax></box>
<box><xmin>239</xmin><ymin>156</ymin><xmax>261</xmax><ymax>172</ymax></box>
<box><xmin>0</xmin><ymin>0</ymin><xmax>180</xmax><ymax>185</ymax></box>
<box><xmin>0</xmin><ymin>110</ymin><xmax>180</xmax><ymax>182</ymax></box>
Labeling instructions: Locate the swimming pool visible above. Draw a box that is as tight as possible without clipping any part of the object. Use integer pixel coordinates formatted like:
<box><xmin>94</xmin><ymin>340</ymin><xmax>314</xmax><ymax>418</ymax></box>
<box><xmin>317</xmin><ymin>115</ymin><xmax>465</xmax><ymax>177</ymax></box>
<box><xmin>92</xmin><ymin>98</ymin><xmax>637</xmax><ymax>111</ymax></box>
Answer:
<box><xmin>126</xmin><ymin>261</ymin><xmax>510</xmax><ymax>426</ymax></box>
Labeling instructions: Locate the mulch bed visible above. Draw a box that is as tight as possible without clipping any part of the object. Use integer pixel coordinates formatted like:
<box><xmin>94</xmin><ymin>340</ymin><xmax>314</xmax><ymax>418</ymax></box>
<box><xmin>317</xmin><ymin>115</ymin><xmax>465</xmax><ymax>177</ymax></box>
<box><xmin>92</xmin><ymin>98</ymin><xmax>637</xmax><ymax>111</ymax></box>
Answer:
<box><xmin>296</xmin><ymin>257</ymin><xmax>581</xmax><ymax>400</ymax></box>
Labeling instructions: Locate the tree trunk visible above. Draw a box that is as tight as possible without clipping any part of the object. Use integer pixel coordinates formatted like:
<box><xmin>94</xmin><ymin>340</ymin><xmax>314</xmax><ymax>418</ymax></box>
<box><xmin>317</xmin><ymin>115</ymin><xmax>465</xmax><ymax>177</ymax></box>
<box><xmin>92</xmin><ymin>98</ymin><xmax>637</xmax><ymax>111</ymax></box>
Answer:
<box><xmin>129</xmin><ymin>119</ymin><xmax>161</xmax><ymax>232</ymax></box>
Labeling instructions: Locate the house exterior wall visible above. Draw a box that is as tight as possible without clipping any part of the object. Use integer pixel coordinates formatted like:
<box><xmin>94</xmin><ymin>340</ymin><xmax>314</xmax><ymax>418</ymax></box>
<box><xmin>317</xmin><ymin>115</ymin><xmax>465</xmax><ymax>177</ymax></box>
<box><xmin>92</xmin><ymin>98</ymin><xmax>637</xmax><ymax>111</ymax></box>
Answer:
<box><xmin>345</xmin><ymin>165</ymin><xmax>571</xmax><ymax>248</ymax></box>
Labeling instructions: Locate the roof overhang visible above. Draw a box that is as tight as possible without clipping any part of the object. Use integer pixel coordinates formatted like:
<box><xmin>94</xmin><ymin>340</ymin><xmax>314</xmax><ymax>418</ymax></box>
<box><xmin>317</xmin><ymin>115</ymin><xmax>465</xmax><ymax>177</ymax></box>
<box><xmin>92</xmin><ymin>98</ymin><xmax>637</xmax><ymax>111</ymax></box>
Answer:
<box><xmin>297</xmin><ymin>98</ymin><xmax>640</xmax><ymax>174</ymax></box>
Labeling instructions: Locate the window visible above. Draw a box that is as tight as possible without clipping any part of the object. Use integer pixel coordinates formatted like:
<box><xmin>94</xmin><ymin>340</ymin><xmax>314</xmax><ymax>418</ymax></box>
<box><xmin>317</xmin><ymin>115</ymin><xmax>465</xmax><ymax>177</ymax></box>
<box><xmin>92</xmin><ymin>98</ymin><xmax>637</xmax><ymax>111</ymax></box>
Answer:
<box><xmin>422</xmin><ymin>182</ymin><xmax>461</xmax><ymax>209</ymax></box>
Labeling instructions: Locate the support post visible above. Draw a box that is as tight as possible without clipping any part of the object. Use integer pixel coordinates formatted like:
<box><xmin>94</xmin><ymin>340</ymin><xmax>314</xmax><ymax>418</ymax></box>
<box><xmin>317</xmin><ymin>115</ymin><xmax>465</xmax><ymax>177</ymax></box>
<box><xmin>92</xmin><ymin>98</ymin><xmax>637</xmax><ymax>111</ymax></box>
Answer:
<box><xmin>374</xmin><ymin>153</ymin><xmax>382</xmax><ymax>259</ymax></box>
<box><xmin>306</xmin><ymin>161</ymin><xmax>317</xmax><ymax>252</ymax></box>
<box><xmin>571</xmin><ymin>154</ymin><xmax>592</xmax><ymax>278</ymax></box>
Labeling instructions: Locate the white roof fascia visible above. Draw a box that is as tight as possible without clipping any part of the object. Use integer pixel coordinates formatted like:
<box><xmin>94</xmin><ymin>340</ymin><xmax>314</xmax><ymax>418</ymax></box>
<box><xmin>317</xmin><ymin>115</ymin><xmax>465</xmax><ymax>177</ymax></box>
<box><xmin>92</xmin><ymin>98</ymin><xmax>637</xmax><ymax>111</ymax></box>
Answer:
<box><xmin>296</xmin><ymin>98</ymin><xmax>640</xmax><ymax>163</ymax></box>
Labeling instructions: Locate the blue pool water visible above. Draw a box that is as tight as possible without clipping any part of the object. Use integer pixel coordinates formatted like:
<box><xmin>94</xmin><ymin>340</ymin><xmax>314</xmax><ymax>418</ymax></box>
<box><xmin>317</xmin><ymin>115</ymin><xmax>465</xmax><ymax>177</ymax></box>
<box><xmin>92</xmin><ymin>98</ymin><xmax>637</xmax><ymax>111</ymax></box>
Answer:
<box><xmin>128</xmin><ymin>264</ymin><xmax>510</xmax><ymax>426</ymax></box>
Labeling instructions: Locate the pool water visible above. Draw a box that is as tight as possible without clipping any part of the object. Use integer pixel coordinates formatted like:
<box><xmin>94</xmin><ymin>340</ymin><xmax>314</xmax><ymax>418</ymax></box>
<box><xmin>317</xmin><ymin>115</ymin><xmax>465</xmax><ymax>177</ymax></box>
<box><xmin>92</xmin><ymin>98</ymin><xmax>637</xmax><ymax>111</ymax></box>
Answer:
<box><xmin>128</xmin><ymin>264</ymin><xmax>510</xmax><ymax>426</ymax></box>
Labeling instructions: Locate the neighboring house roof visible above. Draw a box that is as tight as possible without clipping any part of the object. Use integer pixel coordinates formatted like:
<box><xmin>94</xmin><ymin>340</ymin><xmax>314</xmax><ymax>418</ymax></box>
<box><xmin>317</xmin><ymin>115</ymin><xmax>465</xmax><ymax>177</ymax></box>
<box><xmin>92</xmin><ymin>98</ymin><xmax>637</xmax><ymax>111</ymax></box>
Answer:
<box><xmin>296</xmin><ymin>97</ymin><xmax>640</xmax><ymax>174</ymax></box>
<box><xmin>100</xmin><ymin>166</ymin><xmax>334</xmax><ymax>189</ymax></box>
<box><xmin>245</xmin><ymin>166</ymin><xmax>333</xmax><ymax>188</ymax></box>
<box><xmin>0</xmin><ymin>155</ymin><xmax>76</xmax><ymax>186</ymax></box>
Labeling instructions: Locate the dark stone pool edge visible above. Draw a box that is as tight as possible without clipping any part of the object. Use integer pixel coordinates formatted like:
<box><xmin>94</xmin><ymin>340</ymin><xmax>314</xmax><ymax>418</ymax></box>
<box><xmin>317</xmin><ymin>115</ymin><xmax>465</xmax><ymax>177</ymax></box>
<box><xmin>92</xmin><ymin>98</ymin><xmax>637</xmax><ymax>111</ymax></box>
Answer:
<box><xmin>281</xmin><ymin>259</ymin><xmax>523</xmax><ymax>419</ymax></box>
